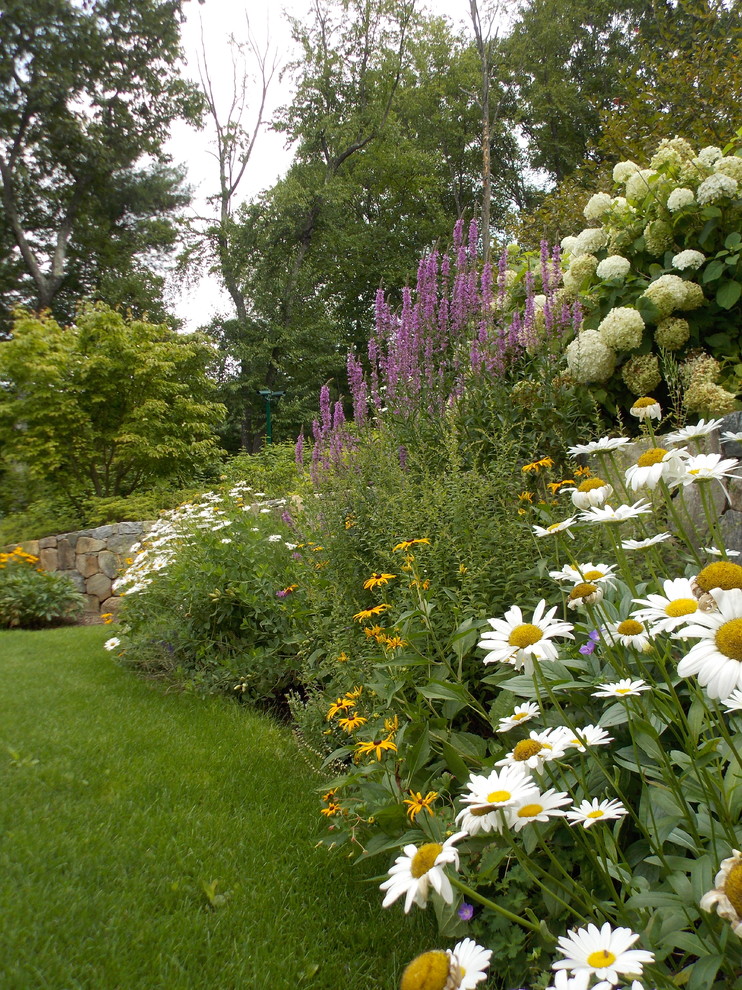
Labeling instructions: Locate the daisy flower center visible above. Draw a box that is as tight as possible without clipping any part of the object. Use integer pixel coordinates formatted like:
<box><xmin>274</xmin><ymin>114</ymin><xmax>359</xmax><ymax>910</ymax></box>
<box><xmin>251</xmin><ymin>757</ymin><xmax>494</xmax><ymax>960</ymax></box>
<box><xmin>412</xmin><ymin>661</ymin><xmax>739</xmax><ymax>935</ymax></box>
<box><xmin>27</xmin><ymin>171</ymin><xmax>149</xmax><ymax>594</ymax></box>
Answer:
<box><xmin>665</xmin><ymin>598</ymin><xmax>698</xmax><ymax>617</ymax></box>
<box><xmin>582</xmin><ymin>569</ymin><xmax>606</xmax><ymax>581</ymax></box>
<box><xmin>634</xmin><ymin>396</ymin><xmax>658</xmax><ymax>409</ymax></box>
<box><xmin>547</xmin><ymin>522</ymin><xmax>564</xmax><ymax>532</ymax></box>
<box><xmin>637</xmin><ymin>447</ymin><xmax>668</xmax><ymax>467</ymax></box>
<box><xmin>487</xmin><ymin>789</ymin><xmax>513</xmax><ymax>803</ymax></box>
<box><xmin>513</xmin><ymin>712</ymin><xmax>529</xmax><ymax>721</ymax></box>
<box><xmin>586</xmin><ymin>948</ymin><xmax>617</xmax><ymax>968</ymax></box>
<box><xmin>569</xmin><ymin>582</ymin><xmax>598</xmax><ymax>601</ymax></box>
<box><xmin>616</xmin><ymin>688</ymin><xmax>632</xmax><ymax>695</ymax></box>
<box><xmin>586</xmin><ymin>809</ymin><xmax>605</xmax><ymax>819</ymax></box>
<box><xmin>578</xmin><ymin>477</ymin><xmax>608</xmax><ymax>492</ymax></box>
<box><xmin>400</xmin><ymin>950</ymin><xmax>451</xmax><ymax>990</ymax></box>
<box><xmin>513</xmin><ymin>739</ymin><xmax>543</xmax><ymax>761</ymax></box>
<box><xmin>696</xmin><ymin>561</ymin><xmax>742</xmax><ymax>592</ymax></box>
<box><xmin>517</xmin><ymin>803</ymin><xmax>544</xmax><ymax>818</ymax></box>
<box><xmin>411</xmin><ymin>843</ymin><xmax>443</xmax><ymax>878</ymax></box>
<box><xmin>725</xmin><ymin>862</ymin><xmax>742</xmax><ymax>916</ymax></box>
<box><xmin>617</xmin><ymin>619</ymin><xmax>644</xmax><ymax>636</ymax></box>
<box><xmin>715</xmin><ymin>619</ymin><xmax>742</xmax><ymax>661</ymax></box>
<box><xmin>508</xmin><ymin>623</ymin><xmax>543</xmax><ymax>648</ymax></box>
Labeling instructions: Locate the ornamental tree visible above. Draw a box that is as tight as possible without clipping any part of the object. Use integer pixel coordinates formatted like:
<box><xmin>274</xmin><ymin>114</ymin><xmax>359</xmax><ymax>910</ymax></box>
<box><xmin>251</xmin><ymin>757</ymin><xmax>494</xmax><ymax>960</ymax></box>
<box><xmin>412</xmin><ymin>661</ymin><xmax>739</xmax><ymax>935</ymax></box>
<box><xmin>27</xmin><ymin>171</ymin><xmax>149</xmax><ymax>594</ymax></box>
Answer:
<box><xmin>0</xmin><ymin>304</ymin><xmax>226</xmax><ymax>500</ymax></box>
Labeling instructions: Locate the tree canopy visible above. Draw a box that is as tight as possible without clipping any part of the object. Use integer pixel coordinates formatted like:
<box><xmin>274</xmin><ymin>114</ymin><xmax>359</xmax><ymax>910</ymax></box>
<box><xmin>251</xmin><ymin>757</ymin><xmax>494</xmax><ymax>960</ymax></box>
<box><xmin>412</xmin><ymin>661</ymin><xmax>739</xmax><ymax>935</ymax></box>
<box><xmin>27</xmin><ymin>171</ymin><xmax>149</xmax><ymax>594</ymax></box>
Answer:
<box><xmin>0</xmin><ymin>0</ymin><xmax>203</xmax><ymax>332</ymax></box>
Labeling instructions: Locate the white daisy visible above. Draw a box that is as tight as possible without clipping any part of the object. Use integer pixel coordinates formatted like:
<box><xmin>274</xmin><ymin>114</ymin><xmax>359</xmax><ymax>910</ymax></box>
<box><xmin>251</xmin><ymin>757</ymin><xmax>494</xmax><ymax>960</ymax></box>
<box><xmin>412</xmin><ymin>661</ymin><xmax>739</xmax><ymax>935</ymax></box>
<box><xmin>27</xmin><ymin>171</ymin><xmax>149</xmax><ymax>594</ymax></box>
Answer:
<box><xmin>545</xmin><ymin>972</ymin><xmax>594</xmax><ymax>990</ymax></box>
<box><xmin>679</xmin><ymin>452</ymin><xmax>741</xmax><ymax>487</ymax></box>
<box><xmin>723</xmin><ymin>689</ymin><xmax>742</xmax><ymax>712</ymax></box>
<box><xmin>553</xmin><ymin>922</ymin><xmax>654</xmax><ymax>985</ymax></box>
<box><xmin>630</xmin><ymin>397</ymin><xmax>662</xmax><ymax>420</ymax></box>
<box><xmin>497</xmin><ymin>701</ymin><xmax>540</xmax><ymax>732</ymax></box>
<box><xmin>455</xmin><ymin>804</ymin><xmax>507</xmax><ymax>836</ymax></box>
<box><xmin>549</xmin><ymin>562</ymin><xmax>616</xmax><ymax>585</ymax></box>
<box><xmin>507</xmin><ymin>788</ymin><xmax>572</xmax><ymax>831</ymax></box>
<box><xmin>103</xmin><ymin>637</ymin><xmax>121</xmax><ymax>651</ymax></box>
<box><xmin>567</xmin><ymin>582</ymin><xmax>604</xmax><ymax>609</ymax></box>
<box><xmin>459</xmin><ymin>765</ymin><xmax>538</xmax><ymax>814</ymax></box>
<box><xmin>700</xmin><ymin>849</ymin><xmax>742</xmax><ymax>937</ymax></box>
<box><xmin>380</xmin><ymin>833</ymin><xmax>465</xmax><ymax>913</ymax></box>
<box><xmin>495</xmin><ymin>728</ymin><xmax>570</xmax><ymax>771</ymax></box>
<box><xmin>665</xmin><ymin>418</ymin><xmax>724</xmax><ymax>444</ymax></box>
<box><xmin>621</xmin><ymin>533</ymin><xmax>672</xmax><ymax>550</ymax></box>
<box><xmin>565</xmin><ymin>797</ymin><xmax>628</xmax><ymax>829</ymax></box>
<box><xmin>624</xmin><ymin>446</ymin><xmax>688</xmax><ymax>492</ymax></box>
<box><xmin>567</xmin><ymin>437</ymin><xmax>631</xmax><ymax>456</ymax></box>
<box><xmin>580</xmin><ymin>500</ymin><xmax>653</xmax><ymax>524</ymax></box>
<box><xmin>533</xmin><ymin>517</ymin><xmax>578</xmax><ymax>538</ymax></box>
<box><xmin>558</xmin><ymin>724</ymin><xmax>613</xmax><ymax>752</ymax></box>
<box><xmin>723</xmin><ymin>431</ymin><xmax>742</xmax><ymax>444</ymax></box>
<box><xmin>702</xmin><ymin>546</ymin><xmax>740</xmax><ymax>558</ymax></box>
<box><xmin>478</xmin><ymin>600</ymin><xmax>574</xmax><ymax>674</ymax></box>
<box><xmin>567</xmin><ymin>478</ymin><xmax>614</xmax><ymax>509</ymax></box>
<box><xmin>632</xmin><ymin>578</ymin><xmax>700</xmax><ymax>635</ymax></box>
<box><xmin>592</xmin><ymin>678</ymin><xmax>650</xmax><ymax>698</ymax></box>
<box><xmin>603</xmin><ymin>618</ymin><xmax>652</xmax><ymax>651</ymax></box>
<box><xmin>677</xmin><ymin>588</ymin><xmax>742</xmax><ymax>699</ymax></box>
<box><xmin>448</xmin><ymin>938</ymin><xmax>493</xmax><ymax>989</ymax></box>
<box><xmin>267</xmin><ymin>534</ymin><xmax>283</xmax><ymax>542</ymax></box>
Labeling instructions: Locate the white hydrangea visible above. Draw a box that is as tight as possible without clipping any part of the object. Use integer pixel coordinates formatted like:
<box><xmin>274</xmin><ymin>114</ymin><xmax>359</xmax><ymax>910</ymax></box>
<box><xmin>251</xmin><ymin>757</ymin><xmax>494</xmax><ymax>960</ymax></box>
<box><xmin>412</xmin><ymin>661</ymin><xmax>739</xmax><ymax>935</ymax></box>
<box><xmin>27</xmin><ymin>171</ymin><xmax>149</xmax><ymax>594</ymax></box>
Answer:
<box><xmin>642</xmin><ymin>274</ymin><xmax>689</xmax><ymax>318</ymax></box>
<box><xmin>598</xmin><ymin>307</ymin><xmax>645</xmax><ymax>350</ymax></box>
<box><xmin>584</xmin><ymin>192</ymin><xmax>614</xmax><ymax>222</ymax></box>
<box><xmin>566</xmin><ymin>329</ymin><xmax>616</xmax><ymax>383</ymax></box>
<box><xmin>613</xmin><ymin>160</ymin><xmax>640</xmax><ymax>183</ymax></box>
<box><xmin>596</xmin><ymin>255</ymin><xmax>631</xmax><ymax>280</ymax></box>
<box><xmin>697</xmin><ymin>145</ymin><xmax>723</xmax><ymax>166</ymax></box>
<box><xmin>560</xmin><ymin>235</ymin><xmax>578</xmax><ymax>253</ymax></box>
<box><xmin>715</xmin><ymin>156</ymin><xmax>742</xmax><ymax>184</ymax></box>
<box><xmin>697</xmin><ymin>172</ymin><xmax>738</xmax><ymax>204</ymax></box>
<box><xmin>532</xmin><ymin>293</ymin><xmax>547</xmax><ymax>309</ymax></box>
<box><xmin>672</xmin><ymin>249</ymin><xmax>705</xmax><ymax>271</ymax></box>
<box><xmin>572</xmin><ymin>227</ymin><xmax>609</xmax><ymax>256</ymax></box>
<box><xmin>611</xmin><ymin>195</ymin><xmax>629</xmax><ymax>210</ymax></box>
<box><xmin>625</xmin><ymin>169</ymin><xmax>656</xmax><ymax>203</ymax></box>
<box><xmin>667</xmin><ymin>187</ymin><xmax>695</xmax><ymax>212</ymax></box>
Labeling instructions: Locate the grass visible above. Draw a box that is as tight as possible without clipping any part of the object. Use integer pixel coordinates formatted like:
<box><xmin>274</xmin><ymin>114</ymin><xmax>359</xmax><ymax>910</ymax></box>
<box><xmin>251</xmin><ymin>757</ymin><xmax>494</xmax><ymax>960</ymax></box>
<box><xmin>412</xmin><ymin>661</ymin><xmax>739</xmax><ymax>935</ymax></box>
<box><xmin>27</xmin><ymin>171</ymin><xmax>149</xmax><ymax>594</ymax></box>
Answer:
<box><xmin>0</xmin><ymin>626</ymin><xmax>434</xmax><ymax>989</ymax></box>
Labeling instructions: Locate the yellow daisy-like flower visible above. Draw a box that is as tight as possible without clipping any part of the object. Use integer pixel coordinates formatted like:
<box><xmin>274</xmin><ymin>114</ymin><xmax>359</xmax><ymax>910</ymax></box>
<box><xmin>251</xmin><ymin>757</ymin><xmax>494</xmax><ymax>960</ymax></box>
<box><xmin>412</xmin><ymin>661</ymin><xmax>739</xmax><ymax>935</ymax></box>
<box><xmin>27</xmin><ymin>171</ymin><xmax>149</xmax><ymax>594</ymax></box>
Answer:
<box><xmin>384</xmin><ymin>714</ymin><xmax>399</xmax><ymax>733</ymax></box>
<box><xmin>326</xmin><ymin>697</ymin><xmax>354</xmax><ymax>719</ymax></box>
<box><xmin>345</xmin><ymin>685</ymin><xmax>364</xmax><ymax>699</ymax></box>
<box><xmin>364</xmin><ymin>624</ymin><xmax>384</xmax><ymax>639</ymax></box>
<box><xmin>353</xmin><ymin>604</ymin><xmax>392</xmax><ymax>621</ymax></box>
<box><xmin>393</xmin><ymin>538</ymin><xmax>431</xmax><ymax>552</ymax></box>
<box><xmin>355</xmin><ymin>737</ymin><xmax>398</xmax><ymax>761</ymax></box>
<box><xmin>574</xmin><ymin>465</ymin><xmax>592</xmax><ymax>478</ymax></box>
<box><xmin>338</xmin><ymin>712</ymin><xmax>368</xmax><ymax>733</ymax></box>
<box><xmin>320</xmin><ymin>802</ymin><xmax>342</xmax><ymax>817</ymax></box>
<box><xmin>522</xmin><ymin>456</ymin><xmax>554</xmax><ymax>473</ymax></box>
<box><xmin>404</xmin><ymin>790</ymin><xmax>439</xmax><ymax>822</ymax></box>
<box><xmin>337</xmin><ymin>651</ymin><xmax>350</xmax><ymax>662</ymax></box>
<box><xmin>383</xmin><ymin>635</ymin><xmax>407</xmax><ymax>650</ymax></box>
<box><xmin>409</xmin><ymin>578</ymin><xmax>430</xmax><ymax>590</ymax></box>
<box><xmin>518</xmin><ymin>491</ymin><xmax>534</xmax><ymax>502</ymax></box>
<box><xmin>363</xmin><ymin>572</ymin><xmax>396</xmax><ymax>590</ymax></box>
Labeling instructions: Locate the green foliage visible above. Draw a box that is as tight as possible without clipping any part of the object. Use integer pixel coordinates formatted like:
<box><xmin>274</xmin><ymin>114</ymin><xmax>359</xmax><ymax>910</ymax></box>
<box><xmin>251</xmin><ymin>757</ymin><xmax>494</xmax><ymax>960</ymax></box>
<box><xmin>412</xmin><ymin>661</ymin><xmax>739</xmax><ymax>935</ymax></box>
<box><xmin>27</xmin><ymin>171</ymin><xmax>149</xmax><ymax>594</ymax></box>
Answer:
<box><xmin>0</xmin><ymin>303</ymin><xmax>226</xmax><ymax>501</ymax></box>
<box><xmin>0</xmin><ymin>0</ymin><xmax>202</xmax><ymax>327</ymax></box>
<box><xmin>0</xmin><ymin>547</ymin><xmax>82</xmax><ymax>628</ymax></box>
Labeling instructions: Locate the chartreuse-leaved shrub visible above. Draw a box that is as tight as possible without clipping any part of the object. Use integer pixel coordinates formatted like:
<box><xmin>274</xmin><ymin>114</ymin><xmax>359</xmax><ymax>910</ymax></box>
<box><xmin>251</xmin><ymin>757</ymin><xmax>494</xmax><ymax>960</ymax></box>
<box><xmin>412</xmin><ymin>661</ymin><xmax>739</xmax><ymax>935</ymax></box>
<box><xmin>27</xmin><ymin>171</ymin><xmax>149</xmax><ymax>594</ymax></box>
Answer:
<box><xmin>0</xmin><ymin>546</ymin><xmax>83</xmax><ymax>628</ymax></box>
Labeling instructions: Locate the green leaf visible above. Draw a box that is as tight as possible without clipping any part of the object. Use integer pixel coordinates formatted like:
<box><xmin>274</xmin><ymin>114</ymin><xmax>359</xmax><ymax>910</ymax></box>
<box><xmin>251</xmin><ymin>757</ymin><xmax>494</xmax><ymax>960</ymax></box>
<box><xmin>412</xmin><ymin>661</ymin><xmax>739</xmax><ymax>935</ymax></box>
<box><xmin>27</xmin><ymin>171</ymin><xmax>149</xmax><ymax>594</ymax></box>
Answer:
<box><xmin>417</xmin><ymin>680</ymin><xmax>471</xmax><ymax>704</ymax></box>
<box><xmin>725</xmin><ymin>232</ymin><xmax>742</xmax><ymax>249</ymax></box>
<box><xmin>717</xmin><ymin>280</ymin><xmax>742</xmax><ymax>309</ymax></box>
<box><xmin>440</xmin><ymin>742</ymin><xmax>472</xmax><ymax>782</ymax></box>
<box><xmin>702</xmin><ymin>259</ymin><xmax>726</xmax><ymax>283</ymax></box>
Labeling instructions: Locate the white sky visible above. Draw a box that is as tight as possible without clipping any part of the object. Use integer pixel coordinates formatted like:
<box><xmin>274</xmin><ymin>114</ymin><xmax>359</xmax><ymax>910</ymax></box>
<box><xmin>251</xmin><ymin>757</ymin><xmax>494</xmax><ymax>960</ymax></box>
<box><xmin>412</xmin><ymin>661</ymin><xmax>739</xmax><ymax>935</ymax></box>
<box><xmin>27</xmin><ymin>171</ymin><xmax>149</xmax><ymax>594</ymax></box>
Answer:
<box><xmin>165</xmin><ymin>0</ymin><xmax>473</xmax><ymax>329</ymax></box>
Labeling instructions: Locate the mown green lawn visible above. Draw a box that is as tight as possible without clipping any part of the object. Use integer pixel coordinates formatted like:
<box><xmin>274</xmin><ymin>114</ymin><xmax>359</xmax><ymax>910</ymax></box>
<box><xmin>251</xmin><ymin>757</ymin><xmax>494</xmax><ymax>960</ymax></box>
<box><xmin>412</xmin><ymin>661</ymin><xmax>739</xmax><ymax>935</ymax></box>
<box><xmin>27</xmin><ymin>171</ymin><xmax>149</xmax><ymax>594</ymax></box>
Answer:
<box><xmin>0</xmin><ymin>626</ymin><xmax>433</xmax><ymax>989</ymax></box>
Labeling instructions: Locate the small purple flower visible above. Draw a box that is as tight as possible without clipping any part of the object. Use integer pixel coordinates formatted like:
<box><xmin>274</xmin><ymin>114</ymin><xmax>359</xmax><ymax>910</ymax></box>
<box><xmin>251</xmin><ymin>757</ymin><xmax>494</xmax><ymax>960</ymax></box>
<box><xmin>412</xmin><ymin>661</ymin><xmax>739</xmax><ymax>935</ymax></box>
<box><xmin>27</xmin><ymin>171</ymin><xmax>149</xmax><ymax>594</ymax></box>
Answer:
<box><xmin>275</xmin><ymin>589</ymin><xmax>289</xmax><ymax>598</ymax></box>
<box><xmin>579</xmin><ymin>629</ymin><xmax>601</xmax><ymax>654</ymax></box>
<box><xmin>457</xmin><ymin>902</ymin><xmax>474</xmax><ymax>921</ymax></box>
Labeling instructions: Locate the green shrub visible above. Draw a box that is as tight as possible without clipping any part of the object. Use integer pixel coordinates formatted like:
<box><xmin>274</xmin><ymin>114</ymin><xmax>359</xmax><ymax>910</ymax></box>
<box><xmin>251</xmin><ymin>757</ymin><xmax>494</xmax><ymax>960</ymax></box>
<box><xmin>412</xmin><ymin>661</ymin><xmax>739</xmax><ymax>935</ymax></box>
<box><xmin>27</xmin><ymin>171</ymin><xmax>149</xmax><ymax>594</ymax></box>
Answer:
<box><xmin>0</xmin><ymin>547</ymin><xmax>83</xmax><ymax>628</ymax></box>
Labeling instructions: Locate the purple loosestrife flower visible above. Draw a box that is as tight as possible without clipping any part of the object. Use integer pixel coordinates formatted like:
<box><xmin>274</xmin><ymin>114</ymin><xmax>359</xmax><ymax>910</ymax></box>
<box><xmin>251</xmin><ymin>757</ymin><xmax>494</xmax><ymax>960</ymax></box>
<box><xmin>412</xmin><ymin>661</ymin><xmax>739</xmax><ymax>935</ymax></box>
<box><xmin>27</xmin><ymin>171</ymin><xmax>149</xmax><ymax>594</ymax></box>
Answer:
<box><xmin>399</xmin><ymin>445</ymin><xmax>408</xmax><ymax>471</ymax></box>
<box><xmin>295</xmin><ymin>431</ymin><xmax>304</xmax><ymax>468</ymax></box>
<box><xmin>319</xmin><ymin>384</ymin><xmax>331</xmax><ymax>433</ymax></box>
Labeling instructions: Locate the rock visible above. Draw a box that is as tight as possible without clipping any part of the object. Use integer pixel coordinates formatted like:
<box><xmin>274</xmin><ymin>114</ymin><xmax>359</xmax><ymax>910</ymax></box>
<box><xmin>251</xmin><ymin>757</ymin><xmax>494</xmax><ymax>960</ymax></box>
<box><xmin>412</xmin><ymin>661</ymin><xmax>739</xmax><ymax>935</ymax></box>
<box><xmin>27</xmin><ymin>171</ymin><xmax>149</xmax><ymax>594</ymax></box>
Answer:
<box><xmin>64</xmin><ymin>571</ymin><xmax>86</xmax><ymax>594</ymax></box>
<box><xmin>89</xmin><ymin>525</ymin><xmax>116</xmax><ymax>540</ymax></box>
<box><xmin>76</xmin><ymin>553</ymin><xmax>100</xmax><ymax>578</ymax></box>
<box><xmin>76</xmin><ymin>536</ymin><xmax>106</xmax><ymax>553</ymax></box>
<box><xmin>83</xmin><ymin>594</ymin><xmax>101</xmax><ymax>613</ymax></box>
<box><xmin>56</xmin><ymin>538</ymin><xmax>76</xmax><ymax>570</ymax></box>
<box><xmin>721</xmin><ymin>508</ymin><xmax>742</xmax><ymax>554</ymax></box>
<box><xmin>86</xmin><ymin>573</ymin><xmax>112</xmax><ymax>599</ymax></box>
<box><xmin>100</xmin><ymin>596</ymin><xmax>124</xmax><ymax>616</ymax></box>
<box><xmin>39</xmin><ymin>548</ymin><xmax>58</xmax><ymax>571</ymax></box>
<box><xmin>38</xmin><ymin>537</ymin><xmax>57</xmax><ymax>550</ymax></box>
<box><xmin>98</xmin><ymin>550</ymin><xmax>120</xmax><ymax>579</ymax></box>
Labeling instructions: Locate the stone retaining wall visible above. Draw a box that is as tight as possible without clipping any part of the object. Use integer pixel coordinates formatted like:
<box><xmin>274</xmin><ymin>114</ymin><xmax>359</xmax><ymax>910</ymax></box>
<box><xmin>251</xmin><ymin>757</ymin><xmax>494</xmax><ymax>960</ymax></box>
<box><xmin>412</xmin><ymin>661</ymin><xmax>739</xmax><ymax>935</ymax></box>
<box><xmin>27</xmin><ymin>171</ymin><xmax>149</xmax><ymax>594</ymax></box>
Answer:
<box><xmin>3</xmin><ymin>521</ymin><xmax>155</xmax><ymax>615</ymax></box>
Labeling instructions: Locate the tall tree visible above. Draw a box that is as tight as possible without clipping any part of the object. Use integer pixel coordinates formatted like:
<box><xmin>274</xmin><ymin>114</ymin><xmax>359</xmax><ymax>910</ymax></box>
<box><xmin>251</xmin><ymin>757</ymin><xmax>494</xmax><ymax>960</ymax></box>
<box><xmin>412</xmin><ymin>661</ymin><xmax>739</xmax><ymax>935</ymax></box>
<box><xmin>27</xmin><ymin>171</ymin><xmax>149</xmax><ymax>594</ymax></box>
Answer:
<box><xmin>0</xmin><ymin>0</ymin><xmax>202</xmax><ymax>330</ymax></box>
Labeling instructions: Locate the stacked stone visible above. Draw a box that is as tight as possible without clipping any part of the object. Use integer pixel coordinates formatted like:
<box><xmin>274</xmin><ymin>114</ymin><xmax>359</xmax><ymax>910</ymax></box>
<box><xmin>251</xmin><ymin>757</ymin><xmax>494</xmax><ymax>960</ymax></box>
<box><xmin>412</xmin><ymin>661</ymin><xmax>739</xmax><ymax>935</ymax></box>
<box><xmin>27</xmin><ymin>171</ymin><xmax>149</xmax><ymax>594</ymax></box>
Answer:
<box><xmin>3</xmin><ymin>521</ymin><xmax>154</xmax><ymax>616</ymax></box>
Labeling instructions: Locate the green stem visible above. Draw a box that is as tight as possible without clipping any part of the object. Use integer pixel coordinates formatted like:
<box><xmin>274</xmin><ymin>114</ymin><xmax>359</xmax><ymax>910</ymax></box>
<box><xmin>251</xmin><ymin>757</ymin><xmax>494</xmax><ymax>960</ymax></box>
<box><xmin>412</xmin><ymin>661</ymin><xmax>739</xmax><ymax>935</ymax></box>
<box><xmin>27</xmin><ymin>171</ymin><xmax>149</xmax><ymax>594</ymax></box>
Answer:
<box><xmin>449</xmin><ymin>875</ymin><xmax>545</xmax><ymax>936</ymax></box>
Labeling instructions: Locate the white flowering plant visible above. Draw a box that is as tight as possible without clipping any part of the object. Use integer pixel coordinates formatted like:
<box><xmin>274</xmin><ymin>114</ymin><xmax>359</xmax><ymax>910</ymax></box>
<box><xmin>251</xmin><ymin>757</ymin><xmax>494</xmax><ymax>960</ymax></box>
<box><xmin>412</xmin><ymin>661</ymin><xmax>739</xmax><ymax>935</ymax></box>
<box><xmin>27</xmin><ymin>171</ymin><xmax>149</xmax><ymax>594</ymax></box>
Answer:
<box><xmin>556</xmin><ymin>130</ymin><xmax>742</xmax><ymax>424</ymax></box>
<box><xmin>310</xmin><ymin>406</ymin><xmax>742</xmax><ymax>990</ymax></box>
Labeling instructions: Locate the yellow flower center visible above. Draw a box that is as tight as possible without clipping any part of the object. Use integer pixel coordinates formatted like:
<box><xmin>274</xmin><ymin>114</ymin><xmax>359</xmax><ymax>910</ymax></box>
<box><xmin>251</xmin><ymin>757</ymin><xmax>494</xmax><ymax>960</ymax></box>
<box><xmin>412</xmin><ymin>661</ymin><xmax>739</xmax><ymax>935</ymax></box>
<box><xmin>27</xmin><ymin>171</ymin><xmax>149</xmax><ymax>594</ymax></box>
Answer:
<box><xmin>487</xmin><ymin>789</ymin><xmax>512</xmax><ymax>803</ymax></box>
<box><xmin>617</xmin><ymin>619</ymin><xmax>644</xmax><ymax>636</ymax></box>
<box><xmin>697</xmin><ymin>561</ymin><xmax>742</xmax><ymax>592</ymax></box>
<box><xmin>725</xmin><ymin>862</ymin><xmax>742</xmax><ymax>916</ymax></box>
<box><xmin>665</xmin><ymin>598</ymin><xmax>698</xmax><ymax>618</ymax></box>
<box><xmin>637</xmin><ymin>447</ymin><xmax>668</xmax><ymax>467</ymax></box>
<box><xmin>513</xmin><ymin>739</ymin><xmax>543</xmax><ymax>761</ymax></box>
<box><xmin>569</xmin><ymin>582</ymin><xmax>598</xmax><ymax>601</ymax></box>
<box><xmin>616</xmin><ymin>688</ymin><xmax>632</xmax><ymax>695</ymax></box>
<box><xmin>410</xmin><ymin>843</ymin><xmax>443</xmax><ymax>879</ymax></box>
<box><xmin>586</xmin><ymin>949</ymin><xmax>617</xmax><ymax>969</ymax></box>
<box><xmin>508</xmin><ymin>623</ymin><xmax>543</xmax><ymax>648</ymax></box>
<box><xmin>582</xmin><ymin>569</ymin><xmax>605</xmax><ymax>581</ymax></box>
<box><xmin>633</xmin><ymin>396</ymin><xmax>658</xmax><ymax>408</ymax></box>
<box><xmin>400</xmin><ymin>950</ymin><xmax>451</xmax><ymax>990</ymax></box>
<box><xmin>578</xmin><ymin>477</ymin><xmax>608</xmax><ymax>492</ymax></box>
<box><xmin>586</xmin><ymin>809</ymin><xmax>604</xmax><ymax>819</ymax></box>
<box><xmin>513</xmin><ymin>712</ymin><xmax>528</xmax><ymax>721</ymax></box>
<box><xmin>517</xmin><ymin>803</ymin><xmax>544</xmax><ymax>818</ymax></box>
<box><xmin>715</xmin><ymin>619</ymin><xmax>742</xmax><ymax>661</ymax></box>
<box><xmin>547</xmin><ymin>522</ymin><xmax>564</xmax><ymax>532</ymax></box>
